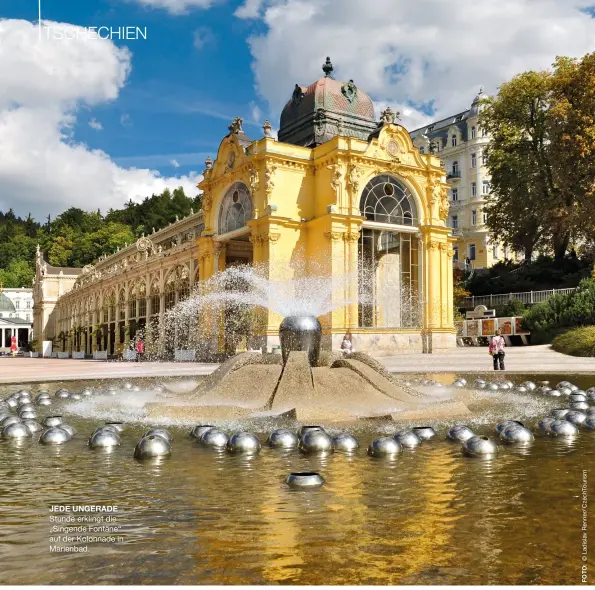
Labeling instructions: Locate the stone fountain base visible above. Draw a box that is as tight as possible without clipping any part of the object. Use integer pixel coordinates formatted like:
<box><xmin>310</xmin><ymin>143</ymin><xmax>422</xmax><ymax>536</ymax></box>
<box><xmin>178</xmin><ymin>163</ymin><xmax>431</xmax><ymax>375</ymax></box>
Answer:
<box><xmin>145</xmin><ymin>351</ymin><xmax>471</xmax><ymax>423</ymax></box>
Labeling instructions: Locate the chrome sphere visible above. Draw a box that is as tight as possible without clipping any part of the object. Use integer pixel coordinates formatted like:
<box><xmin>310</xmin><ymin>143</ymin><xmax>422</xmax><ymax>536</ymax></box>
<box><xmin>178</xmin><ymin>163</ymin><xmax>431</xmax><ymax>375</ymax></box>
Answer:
<box><xmin>548</xmin><ymin>389</ymin><xmax>562</xmax><ymax>397</ymax></box>
<box><xmin>332</xmin><ymin>433</ymin><xmax>359</xmax><ymax>453</ymax></box>
<box><xmin>586</xmin><ymin>388</ymin><xmax>595</xmax><ymax>401</ymax></box>
<box><xmin>124</xmin><ymin>382</ymin><xmax>133</xmax><ymax>390</ymax></box>
<box><xmin>504</xmin><ymin>380</ymin><xmax>514</xmax><ymax>388</ymax></box>
<box><xmin>279</xmin><ymin>315</ymin><xmax>322</xmax><ymax>366</ymax></box>
<box><xmin>368</xmin><ymin>437</ymin><xmax>402</xmax><ymax>457</ymax></box>
<box><xmin>556</xmin><ymin>381</ymin><xmax>571</xmax><ymax>389</ymax></box>
<box><xmin>569</xmin><ymin>384</ymin><xmax>579</xmax><ymax>392</ymax></box>
<box><xmin>499</xmin><ymin>425</ymin><xmax>534</xmax><ymax>444</ymax></box>
<box><xmin>6</xmin><ymin>398</ymin><xmax>18</xmax><ymax>409</ymax></box>
<box><xmin>19</xmin><ymin>410</ymin><xmax>38</xmax><ymax>420</ymax></box>
<box><xmin>268</xmin><ymin>429</ymin><xmax>299</xmax><ymax>449</ymax></box>
<box><xmin>39</xmin><ymin>427</ymin><xmax>71</xmax><ymax>445</ymax></box>
<box><xmin>60</xmin><ymin>424</ymin><xmax>77</xmax><ymax>437</ymax></box>
<box><xmin>93</xmin><ymin>425</ymin><xmax>120</xmax><ymax>436</ymax></box>
<box><xmin>457</xmin><ymin>378</ymin><xmax>467</xmax><ymax>386</ymax></box>
<box><xmin>550</xmin><ymin>408</ymin><xmax>570</xmax><ymax>419</ymax></box>
<box><xmin>69</xmin><ymin>393</ymin><xmax>82</xmax><ymax>401</ymax></box>
<box><xmin>499</xmin><ymin>383</ymin><xmax>511</xmax><ymax>391</ymax></box>
<box><xmin>2</xmin><ymin>422</ymin><xmax>31</xmax><ymax>439</ymax></box>
<box><xmin>106</xmin><ymin>386</ymin><xmax>118</xmax><ymax>395</ymax></box>
<box><xmin>550</xmin><ymin>419</ymin><xmax>579</xmax><ymax>437</ymax></box>
<box><xmin>105</xmin><ymin>422</ymin><xmax>125</xmax><ymax>433</ymax></box>
<box><xmin>190</xmin><ymin>425</ymin><xmax>215</xmax><ymax>440</ymax></box>
<box><xmin>1</xmin><ymin>416</ymin><xmax>21</xmax><ymax>428</ymax></box>
<box><xmin>447</xmin><ymin>424</ymin><xmax>475</xmax><ymax>442</ymax></box>
<box><xmin>55</xmin><ymin>391</ymin><xmax>70</xmax><ymax>399</ymax></box>
<box><xmin>22</xmin><ymin>420</ymin><xmax>43</xmax><ymax>434</ymax></box>
<box><xmin>463</xmin><ymin>435</ymin><xmax>498</xmax><ymax>457</ymax></box>
<box><xmin>584</xmin><ymin>417</ymin><xmax>595</xmax><ymax>430</ymax></box>
<box><xmin>524</xmin><ymin>381</ymin><xmax>537</xmax><ymax>391</ymax></box>
<box><xmin>200</xmin><ymin>429</ymin><xmax>229</xmax><ymax>449</ymax></box>
<box><xmin>495</xmin><ymin>420</ymin><xmax>524</xmax><ymax>433</ymax></box>
<box><xmin>298</xmin><ymin>425</ymin><xmax>325</xmax><ymax>439</ymax></box>
<box><xmin>89</xmin><ymin>430</ymin><xmax>121</xmax><ymax>449</ymax></box>
<box><xmin>412</xmin><ymin>426</ymin><xmax>437</xmax><ymax>440</ymax></box>
<box><xmin>299</xmin><ymin>430</ymin><xmax>333</xmax><ymax>454</ymax></box>
<box><xmin>452</xmin><ymin>380</ymin><xmax>465</xmax><ymax>388</ymax></box>
<box><xmin>394</xmin><ymin>430</ymin><xmax>422</xmax><ymax>448</ymax></box>
<box><xmin>538</xmin><ymin>417</ymin><xmax>556</xmax><ymax>433</ymax></box>
<box><xmin>18</xmin><ymin>402</ymin><xmax>35</xmax><ymax>412</ymax></box>
<box><xmin>474</xmin><ymin>380</ymin><xmax>487</xmax><ymax>390</ymax></box>
<box><xmin>516</xmin><ymin>386</ymin><xmax>527</xmax><ymax>393</ymax></box>
<box><xmin>487</xmin><ymin>383</ymin><xmax>499</xmax><ymax>391</ymax></box>
<box><xmin>570</xmin><ymin>401</ymin><xmax>590</xmax><ymax>411</ymax></box>
<box><xmin>145</xmin><ymin>428</ymin><xmax>172</xmax><ymax>442</ymax></box>
<box><xmin>587</xmin><ymin>407</ymin><xmax>595</xmax><ymax>416</ymax></box>
<box><xmin>228</xmin><ymin>432</ymin><xmax>261</xmax><ymax>454</ymax></box>
<box><xmin>43</xmin><ymin>416</ymin><xmax>63</xmax><ymax>427</ymax></box>
<box><xmin>36</xmin><ymin>398</ymin><xmax>52</xmax><ymax>407</ymax></box>
<box><xmin>569</xmin><ymin>393</ymin><xmax>587</xmax><ymax>403</ymax></box>
<box><xmin>134</xmin><ymin>435</ymin><xmax>171</xmax><ymax>459</ymax></box>
<box><xmin>81</xmin><ymin>388</ymin><xmax>93</xmax><ymax>397</ymax></box>
<box><xmin>559</xmin><ymin>387</ymin><xmax>572</xmax><ymax>396</ymax></box>
<box><xmin>286</xmin><ymin>472</ymin><xmax>325</xmax><ymax>488</ymax></box>
<box><xmin>538</xmin><ymin>386</ymin><xmax>552</xmax><ymax>394</ymax></box>
<box><xmin>565</xmin><ymin>411</ymin><xmax>587</xmax><ymax>426</ymax></box>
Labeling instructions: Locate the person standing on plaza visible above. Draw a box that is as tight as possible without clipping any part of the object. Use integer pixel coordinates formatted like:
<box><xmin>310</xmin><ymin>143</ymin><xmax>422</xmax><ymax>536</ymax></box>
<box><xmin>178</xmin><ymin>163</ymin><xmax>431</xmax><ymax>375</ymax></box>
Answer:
<box><xmin>135</xmin><ymin>338</ymin><xmax>145</xmax><ymax>362</ymax></box>
<box><xmin>10</xmin><ymin>335</ymin><xmax>17</xmax><ymax>356</ymax></box>
<box><xmin>489</xmin><ymin>329</ymin><xmax>506</xmax><ymax>370</ymax></box>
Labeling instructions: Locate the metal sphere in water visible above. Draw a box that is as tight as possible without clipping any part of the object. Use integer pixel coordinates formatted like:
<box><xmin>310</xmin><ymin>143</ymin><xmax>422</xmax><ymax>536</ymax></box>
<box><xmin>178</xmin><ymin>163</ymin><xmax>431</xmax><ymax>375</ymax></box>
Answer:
<box><xmin>2</xmin><ymin>422</ymin><xmax>31</xmax><ymax>439</ymax></box>
<box><xmin>584</xmin><ymin>417</ymin><xmax>595</xmax><ymax>430</ymax></box>
<box><xmin>550</xmin><ymin>408</ymin><xmax>570</xmax><ymax>419</ymax></box>
<box><xmin>496</xmin><ymin>420</ymin><xmax>524</xmax><ymax>433</ymax></box>
<box><xmin>279</xmin><ymin>315</ymin><xmax>322</xmax><ymax>366</ymax></box>
<box><xmin>36</xmin><ymin>398</ymin><xmax>51</xmax><ymax>407</ymax></box>
<box><xmin>447</xmin><ymin>424</ymin><xmax>475</xmax><ymax>442</ymax></box>
<box><xmin>200</xmin><ymin>429</ymin><xmax>229</xmax><ymax>449</ymax></box>
<box><xmin>463</xmin><ymin>435</ymin><xmax>498</xmax><ymax>457</ymax></box>
<box><xmin>268</xmin><ymin>429</ymin><xmax>299</xmax><ymax>449</ymax></box>
<box><xmin>19</xmin><ymin>410</ymin><xmax>38</xmax><ymax>420</ymax></box>
<box><xmin>105</xmin><ymin>422</ymin><xmax>125</xmax><ymax>433</ymax></box>
<box><xmin>569</xmin><ymin>384</ymin><xmax>579</xmax><ymax>392</ymax></box>
<box><xmin>487</xmin><ymin>383</ymin><xmax>499</xmax><ymax>392</ymax></box>
<box><xmin>549</xmin><ymin>419</ymin><xmax>579</xmax><ymax>437</ymax></box>
<box><xmin>556</xmin><ymin>381</ymin><xmax>571</xmax><ymax>389</ymax></box>
<box><xmin>538</xmin><ymin>417</ymin><xmax>556</xmax><ymax>433</ymax></box>
<box><xmin>124</xmin><ymin>382</ymin><xmax>133</xmax><ymax>390</ymax></box>
<box><xmin>368</xmin><ymin>437</ymin><xmax>402</xmax><ymax>458</ymax></box>
<box><xmin>412</xmin><ymin>426</ymin><xmax>437</xmax><ymax>440</ymax></box>
<box><xmin>81</xmin><ymin>388</ymin><xmax>93</xmax><ymax>397</ymax></box>
<box><xmin>228</xmin><ymin>432</ymin><xmax>261</xmax><ymax>454</ymax></box>
<box><xmin>59</xmin><ymin>424</ymin><xmax>77</xmax><ymax>437</ymax></box>
<box><xmin>39</xmin><ymin>427</ymin><xmax>71</xmax><ymax>445</ymax></box>
<box><xmin>89</xmin><ymin>430</ymin><xmax>121</xmax><ymax>449</ymax></box>
<box><xmin>516</xmin><ymin>386</ymin><xmax>527</xmax><ymax>393</ymax></box>
<box><xmin>18</xmin><ymin>402</ymin><xmax>35</xmax><ymax>412</ymax></box>
<box><xmin>565</xmin><ymin>411</ymin><xmax>587</xmax><ymax>426</ymax></box>
<box><xmin>569</xmin><ymin>393</ymin><xmax>587</xmax><ymax>403</ymax></box>
<box><xmin>6</xmin><ymin>398</ymin><xmax>18</xmax><ymax>409</ymax></box>
<box><xmin>190</xmin><ymin>425</ymin><xmax>215</xmax><ymax>440</ymax></box>
<box><xmin>93</xmin><ymin>425</ymin><xmax>120</xmax><ymax>436</ymax></box>
<box><xmin>144</xmin><ymin>428</ymin><xmax>172</xmax><ymax>442</ymax></box>
<box><xmin>43</xmin><ymin>416</ymin><xmax>63</xmax><ymax>427</ymax></box>
<box><xmin>298</xmin><ymin>425</ymin><xmax>325</xmax><ymax>439</ymax></box>
<box><xmin>559</xmin><ymin>387</ymin><xmax>572</xmax><ymax>396</ymax></box>
<box><xmin>286</xmin><ymin>472</ymin><xmax>325</xmax><ymax>489</ymax></box>
<box><xmin>1</xmin><ymin>416</ymin><xmax>21</xmax><ymax>428</ymax></box>
<box><xmin>332</xmin><ymin>433</ymin><xmax>359</xmax><ymax>453</ymax></box>
<box><xmin>22</xmin><ymin>420</ymin><xmax>43</xmax><ymax>434</ymax></box>
<box><xmin>538</xmin><ymin>386</ymin><xmax>552</xmax><ymax>395</ymax></box>
<box><xmin>499</xmin><ymin>425</ymin><xmax>534</xmax><ymax>444</ymax></box>
<box><xmin>69</xmin><ymin>393</ymin><xmax>82</xmax><ymax>401</ymax></box>
<box><xmin>299</xmin><ymin>430</ymin><xmax>333</xmax><ymax>454</ymax></box>
<box><xmin>570</xmin><ymin>401</ymin><xmax>590</xmax><ymax>411</ymax></box>
<box><xmin>132</xmin><ymin>386</ymin><xmax>141</xmax><ymax>392</ymax></box>
<box><xmin>394</xmin><ymin>430</ymin><xmax>422</xmax><ymax>448</ymax></box>
<box><xmin>548</xmin><ymin>389</ymin><xmax>562</xmax><ymax>398</ymax></box>
<box><xmin>586</xmin><ymin>388</ymin><xmax>595</xmax><ymax>401</ymax></box>
<box><xmin>134</xmin><ymin>435</ymin><xmax>171</xmax><ymax>459</ymax></box>
<box><xmin>524</xmin><ymin>381</ymin><xmax>536</xmax><ymax>391</ymax></box>
<box><xmin>55</xmin><ymin>391</ymin><xmax>69</xmax><ymax>399</ymax></box>
<box><xmin>452</xmin><ymin>380</ymin><xmax>465</xmax><ymax>388</ymax></box>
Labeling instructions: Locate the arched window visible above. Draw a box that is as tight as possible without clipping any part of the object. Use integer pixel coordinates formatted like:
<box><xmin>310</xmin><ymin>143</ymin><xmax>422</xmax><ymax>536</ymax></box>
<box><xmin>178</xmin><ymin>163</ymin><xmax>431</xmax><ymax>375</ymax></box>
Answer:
<box><xmin>128</xmin><ymin>285</ymin><xmax>137</xmax><ymax>319</ymax></box>
<box><xmin>218</xmin><ymin>182</ymin><xmax>252</xmax><ymax>234</ymax></box>
<box><xmin>360</xmin><ymin>175</ymin><xmax>418</xmax><ymax>226</ymax></box>
<box><xmin>150</xmin><ymin>278</ymin><xmax>160</xmax><ymax>317</ymax></box>
<box><xmin>119</xmin><ymin>289</ymin><xmax>126</xmax><ymax>321</ymax></box>
<box><xmin>138</xmin><ymin>282</ymin><xmax>147</xmax><ymax>318</ymax></box>
<box><xmin>165</xmin><ymin>265</ymin><xmax>190</xmax><ymax>309</ymax></box>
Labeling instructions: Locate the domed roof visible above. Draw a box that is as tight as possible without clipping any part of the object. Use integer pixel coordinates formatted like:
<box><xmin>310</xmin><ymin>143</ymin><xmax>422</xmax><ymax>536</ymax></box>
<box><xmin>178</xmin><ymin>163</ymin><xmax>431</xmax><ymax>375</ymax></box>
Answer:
<box><xmin>0</xmin><ymin>293</ymin><xmax>15</xmax><ymax>313</ymax></box>
<box><xmin>278</xmin><ymin>57</ymin><xmax>379</xmax><ymax>147</ymax></box>
<box><xmin>469</xmin><ymin>86</ymin><xmax>486</xmax><ymax>116</ymax></box>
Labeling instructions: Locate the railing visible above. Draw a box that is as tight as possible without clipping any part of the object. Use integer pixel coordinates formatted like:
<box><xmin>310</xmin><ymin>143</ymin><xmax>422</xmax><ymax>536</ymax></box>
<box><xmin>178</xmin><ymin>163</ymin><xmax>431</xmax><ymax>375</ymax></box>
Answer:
<box><xmin>447</xmin><ymin>171</ymin><xmax>462</xmax><ymax>179</ymax></box>
<box><xmin>462</xmin><ymin>287</ymin><xmax>577</xmax><ymax>310</ymax></box>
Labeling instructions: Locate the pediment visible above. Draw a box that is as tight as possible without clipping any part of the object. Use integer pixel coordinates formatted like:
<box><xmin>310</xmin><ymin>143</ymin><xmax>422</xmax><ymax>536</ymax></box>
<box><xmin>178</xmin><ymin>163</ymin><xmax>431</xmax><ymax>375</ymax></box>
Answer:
<box><xmin>364</xmin><ymin>124</ymin><xmax>428</xmax><ymax>169</ymax></box>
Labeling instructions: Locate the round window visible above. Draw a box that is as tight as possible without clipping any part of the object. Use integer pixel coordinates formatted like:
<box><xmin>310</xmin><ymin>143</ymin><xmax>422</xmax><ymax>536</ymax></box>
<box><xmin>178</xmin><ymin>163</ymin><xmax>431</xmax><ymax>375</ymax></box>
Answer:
<box><xmin>383</xmin><ymin>183</ymin><xmax>394</xmax><ymax>196</ymax></box>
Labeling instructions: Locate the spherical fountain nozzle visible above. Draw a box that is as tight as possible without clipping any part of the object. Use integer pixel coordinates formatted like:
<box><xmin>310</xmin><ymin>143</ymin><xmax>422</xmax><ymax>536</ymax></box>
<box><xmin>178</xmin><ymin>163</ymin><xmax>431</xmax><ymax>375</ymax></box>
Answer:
<box><xmin>279</xmin><ymin>315</ymin><xmax>322</xmax><ymax>366</ymax></box>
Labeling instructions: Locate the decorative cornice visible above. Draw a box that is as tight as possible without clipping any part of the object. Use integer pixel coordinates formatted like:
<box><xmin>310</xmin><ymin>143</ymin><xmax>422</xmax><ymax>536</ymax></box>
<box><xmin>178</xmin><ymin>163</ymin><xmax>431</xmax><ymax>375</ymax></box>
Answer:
<box><xmin>324</xmin><ymin>230</ymin><xmax>344</xmax><ymax>241</ymax></box>
<box><xmin>249</xmin><ymin>232</ymin><xmax>281</xmax><ymax>245</ymax></box>
<box><xmin>343</xmin><ymin>231</ymin><xmax>360</xmax><ymax>242</ymax></box>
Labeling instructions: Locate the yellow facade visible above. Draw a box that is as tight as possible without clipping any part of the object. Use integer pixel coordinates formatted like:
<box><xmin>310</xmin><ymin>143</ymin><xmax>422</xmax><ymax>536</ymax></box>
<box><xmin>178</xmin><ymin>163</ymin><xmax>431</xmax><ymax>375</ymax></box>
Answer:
<box><xmin>197</xmin><ymin>118</ymin><xmax>457</xmax><ymax>355</ymax></box>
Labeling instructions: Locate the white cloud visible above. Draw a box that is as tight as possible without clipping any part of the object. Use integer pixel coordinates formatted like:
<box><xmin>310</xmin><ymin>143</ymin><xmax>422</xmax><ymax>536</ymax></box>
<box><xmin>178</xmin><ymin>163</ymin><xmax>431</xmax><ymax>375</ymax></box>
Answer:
<box><xmin>89</xmin><ymin>118</ymin><xmax>103</xmax><ymax>131</ymax></box>
<box><xmin>193</xmin><ymin>26</ymin><xmax>215</xmax><ymax>50</ymax></box>
<box><xmin>235</xmin><ymin>0</ymin><xmax>265</xmax><ymax>19</ymax></box>
<box><xmin>243</xmin><ymin>0</ymin><xmax>595</xmax><ymax>127</ymax></box>
<box><xmin>170</xmin><ymin>159</ymin><xmax>180</xmax><ymax>167</ymax></box>
<box><xmin>250</xmin><ymin>101</ymin><xmax>261</xmax><ymax>123</ymax></box>
<box><xmin>130</xmin><ymin>0</ymin><xmax>219</xmax><ymax>15</ymax></box>
<box><xmin>120</xmin><ymin>113</ymin><xmax>132</xmax><ymax>127</ymax></box>
<box><xmin>0</xmin><ymin>19</ymin><xmax>200</xmax><ymax>219</ymax></box>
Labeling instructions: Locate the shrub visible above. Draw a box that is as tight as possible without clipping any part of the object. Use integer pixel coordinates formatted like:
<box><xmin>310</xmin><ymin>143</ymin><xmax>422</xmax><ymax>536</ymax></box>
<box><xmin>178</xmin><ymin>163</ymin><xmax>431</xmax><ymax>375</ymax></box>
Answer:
<box><xmin>552</xmin><ymin>326</ymin><xmax>595</xmax><ymax>357</ymax></box>
<box><xmin>523</xmin><ymin>279</ymin><xmax>595</xmax><ymax>333</ymax></box>
<box><xmin>494</xmin><ymin>298</ymin><xmax>525</xmax><ymax>318</ymax></box>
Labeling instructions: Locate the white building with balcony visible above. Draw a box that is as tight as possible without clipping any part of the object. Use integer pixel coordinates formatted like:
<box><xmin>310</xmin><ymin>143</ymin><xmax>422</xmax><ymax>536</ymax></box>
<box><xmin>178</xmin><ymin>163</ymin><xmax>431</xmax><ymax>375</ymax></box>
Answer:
<box><xmin>410</xmin><ymin>88</ymin><xmax>510</xmax><ymax>269</ymax></box>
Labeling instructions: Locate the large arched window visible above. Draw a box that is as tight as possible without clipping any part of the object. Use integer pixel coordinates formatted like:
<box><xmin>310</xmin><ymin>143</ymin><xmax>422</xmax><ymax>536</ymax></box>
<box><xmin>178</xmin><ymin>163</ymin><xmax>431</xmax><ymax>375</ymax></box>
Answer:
<box><xmin>218</xmin><ymin>182</ymin><xmax>252</xmax><ymax>234</ymax></box>
<box><xmin>360</xmin><ymin>175</ymin><xmax>418</xmax><ymax>226</ymax></box>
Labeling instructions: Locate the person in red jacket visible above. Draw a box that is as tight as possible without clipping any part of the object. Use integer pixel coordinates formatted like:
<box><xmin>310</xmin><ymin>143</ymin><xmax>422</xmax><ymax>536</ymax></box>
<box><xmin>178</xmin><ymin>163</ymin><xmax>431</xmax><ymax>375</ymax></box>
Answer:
<box><xmin>489</xmin><ymin>329</ymin><xmax>506</xmax><ymax>370</ymax></box>
<box><xmin>135</xmin><ymin>338</ymin><xmax>145</xmax><ymax>362</ymax></box>
<box><xmin>10</xmin><ymin>335</ymin><xmax>17</xmax><ymax>356</ymax></box>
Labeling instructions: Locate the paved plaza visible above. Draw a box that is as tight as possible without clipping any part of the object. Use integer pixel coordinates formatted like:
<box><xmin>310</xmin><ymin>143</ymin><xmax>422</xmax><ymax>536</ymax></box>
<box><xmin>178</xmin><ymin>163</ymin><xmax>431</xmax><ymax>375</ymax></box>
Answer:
<box><xmin>1</xmin><ymin>344</ymin><xmax>595</xmax><ymax>384</ymax></box>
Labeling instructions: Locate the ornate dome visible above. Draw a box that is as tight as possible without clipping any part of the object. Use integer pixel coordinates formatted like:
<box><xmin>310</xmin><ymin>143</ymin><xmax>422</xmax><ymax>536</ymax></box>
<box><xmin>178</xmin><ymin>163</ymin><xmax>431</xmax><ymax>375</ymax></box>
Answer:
<box><xmin>469</xmin><ymin>86</ymin><xmax>486</xmax><ymax>116</ymax></box>
<box><xmin>278</xmin><ymin>57</ymin><xmax>378</xmax><ymax>147</ymax></box>
<box><xmin>0</xmin><ymin>293</ymin><xmax>15</xmax><ymax>313</ymax></box>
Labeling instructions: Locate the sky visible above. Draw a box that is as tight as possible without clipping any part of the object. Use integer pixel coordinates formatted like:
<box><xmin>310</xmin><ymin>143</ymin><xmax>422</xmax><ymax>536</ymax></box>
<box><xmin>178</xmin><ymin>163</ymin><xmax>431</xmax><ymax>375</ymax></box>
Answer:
<box><xmin>1</xmin><ymin>0</ymin><xmax>595</xmax><ymax>221</ymax></box>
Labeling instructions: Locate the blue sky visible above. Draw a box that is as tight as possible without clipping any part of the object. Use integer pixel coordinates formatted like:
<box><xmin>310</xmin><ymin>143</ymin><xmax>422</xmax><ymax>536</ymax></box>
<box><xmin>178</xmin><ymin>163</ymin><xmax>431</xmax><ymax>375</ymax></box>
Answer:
<box><xmin>1</xmin><ymin>0</ymin><xmax>595</xmax><ymax>220</ymax></box>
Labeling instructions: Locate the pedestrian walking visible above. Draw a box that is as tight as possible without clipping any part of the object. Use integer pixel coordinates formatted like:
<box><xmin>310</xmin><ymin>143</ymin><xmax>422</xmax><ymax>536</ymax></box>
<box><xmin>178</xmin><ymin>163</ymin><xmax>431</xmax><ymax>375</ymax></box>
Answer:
<box><xmin>489</xmin><ymin>329</ymin><xmax>506</xmax><ymax>370</ymax></box>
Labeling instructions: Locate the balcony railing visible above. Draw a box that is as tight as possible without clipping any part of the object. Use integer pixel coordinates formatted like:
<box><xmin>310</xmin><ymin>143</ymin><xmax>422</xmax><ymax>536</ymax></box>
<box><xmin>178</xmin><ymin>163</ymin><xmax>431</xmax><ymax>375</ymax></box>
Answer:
<box><xmin>461</xmin><ymin>287</ymin><xmax>577</xmax><ymax>310</ymax></box>
<box><xmin>447</xmin><ymin>171</ymin><xmax>462</xmax><ymax>180</ymax></box>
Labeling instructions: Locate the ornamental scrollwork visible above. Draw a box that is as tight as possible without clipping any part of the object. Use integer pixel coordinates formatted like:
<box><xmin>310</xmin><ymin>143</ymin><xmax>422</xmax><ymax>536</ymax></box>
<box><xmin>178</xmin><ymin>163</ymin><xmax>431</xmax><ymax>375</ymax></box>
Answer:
<box><xmin>264</xmin><ymin>162</ymin><xmax>278</xmax><ymax>198</ymax></box>
<box><xmin>249</xmin><ymin>165</ymin><xmax>259</xmax><ymax>196</ymax></box>
<box><xmin>136</xmin><ymin>235</ymin><xmax>154</xmax><ymax>254</ymax></box>
<box><xmin>250</xmin><ymin>232</ymin><xmax>281</xmax><ymax>245</ymax></box>
<box><xmin>324</xmin><ymin>231</ymin><xmax>344</xmax><ymax>241</ymax></box>
<box><xmin>343</xmin><ymin>231</ymin><xmax>360</xmax><ymax>242</ymax></box>
<box><xmin>328</xmin><ymin>162</ymin><xmax>343</xmax><ymax>197</ymax></box>
<box><xmin>347</xmin><ymin>164</ymin><xmax>362</xmax><ymax>195</ymax></box>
